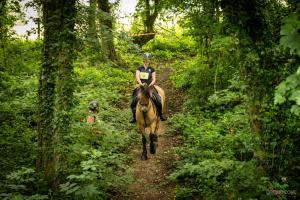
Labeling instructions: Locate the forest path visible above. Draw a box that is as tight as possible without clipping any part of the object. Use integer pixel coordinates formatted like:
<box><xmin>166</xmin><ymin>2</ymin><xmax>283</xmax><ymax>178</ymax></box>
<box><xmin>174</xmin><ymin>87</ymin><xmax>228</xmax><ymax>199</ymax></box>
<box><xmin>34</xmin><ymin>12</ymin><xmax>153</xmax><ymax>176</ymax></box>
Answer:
<box><xmin>114</xmin><ymin>62</ymin><xmax>184</xmax><ymax>200</ymax></box>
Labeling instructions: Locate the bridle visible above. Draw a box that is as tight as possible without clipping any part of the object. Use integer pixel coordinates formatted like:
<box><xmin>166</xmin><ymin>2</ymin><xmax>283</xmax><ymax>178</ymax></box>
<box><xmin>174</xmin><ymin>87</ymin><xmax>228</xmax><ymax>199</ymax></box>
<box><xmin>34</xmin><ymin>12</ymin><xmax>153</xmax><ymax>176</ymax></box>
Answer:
<box><xmin>139</xmin><ymin>101</ymin><xmax>149</xmax><ymax>113</ymax></box>
<box><xmin>138</xmin><ymin>84</ymin><xmax>151</xmax><ymax>113</ymax></box>
<box><xmin>139</xmin><ymin>102</ymin><xmax>149</xmax><ymax>106</ymax></box>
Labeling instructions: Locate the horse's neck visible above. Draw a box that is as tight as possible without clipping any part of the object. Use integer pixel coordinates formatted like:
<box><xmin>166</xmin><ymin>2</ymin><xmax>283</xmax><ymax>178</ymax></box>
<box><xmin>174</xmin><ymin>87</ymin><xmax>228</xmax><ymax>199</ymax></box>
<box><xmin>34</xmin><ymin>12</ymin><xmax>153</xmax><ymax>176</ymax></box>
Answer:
<box><xmin>140</xmin><ymin>89</ymin><xmax>150</xmax><ymax>100</ymax></box>
<box><xmin>139</xmin><ymin>94</ymin><xmax>153</xmax><ymax>109</ymax></box>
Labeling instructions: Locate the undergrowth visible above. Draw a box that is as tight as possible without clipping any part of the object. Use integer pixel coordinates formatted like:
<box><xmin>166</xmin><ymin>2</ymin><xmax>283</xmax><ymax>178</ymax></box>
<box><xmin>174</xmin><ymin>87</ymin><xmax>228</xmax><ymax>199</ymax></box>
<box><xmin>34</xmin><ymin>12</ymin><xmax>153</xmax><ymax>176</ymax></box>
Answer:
<box><xmin>0</xmin><ymin>40</ymin><xmax>139</xmax><ymax>200</ymax></box>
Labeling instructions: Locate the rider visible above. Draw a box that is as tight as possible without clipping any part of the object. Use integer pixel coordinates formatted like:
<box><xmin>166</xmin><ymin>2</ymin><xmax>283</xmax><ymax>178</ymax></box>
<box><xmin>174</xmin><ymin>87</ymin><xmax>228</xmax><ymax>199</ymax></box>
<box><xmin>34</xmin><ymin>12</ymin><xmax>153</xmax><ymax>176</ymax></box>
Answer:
<box><xmin>87</xmin><ymin>100</ymin><xmax>99</xmax><ymax>124</ymax></box>
<box><xmin>129</xmin><ymin>53</ymin><xmax>167</xmax><ymax>123</ymax></box>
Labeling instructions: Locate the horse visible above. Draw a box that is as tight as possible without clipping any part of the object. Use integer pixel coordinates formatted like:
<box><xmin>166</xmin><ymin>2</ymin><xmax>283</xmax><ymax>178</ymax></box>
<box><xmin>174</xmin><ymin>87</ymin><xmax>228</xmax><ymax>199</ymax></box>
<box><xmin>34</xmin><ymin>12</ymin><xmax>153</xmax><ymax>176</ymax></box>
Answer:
<box><xmin>136</xmin><ymin>83</ymin><xmax>165</xmax><ymax>160</ymax></box>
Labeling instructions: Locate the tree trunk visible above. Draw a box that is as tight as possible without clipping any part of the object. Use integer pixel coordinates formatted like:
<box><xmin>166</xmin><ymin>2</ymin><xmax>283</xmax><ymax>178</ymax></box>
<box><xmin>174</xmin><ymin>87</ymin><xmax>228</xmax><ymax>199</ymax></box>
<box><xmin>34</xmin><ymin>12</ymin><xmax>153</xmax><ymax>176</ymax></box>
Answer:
<box><xmin>37</xmin><ymin>0</ymin><xmax>76</xmax><ymax>189</ymax></box>
<box><xmin>137</xmin><ymin>0</ymin><xmax>160</xmax><ymax>45</ymax></box>
<box><xmin>0</xmin><ymin>0</ymin><xmax>8</xmax><ymax>70</ymax></box>
<box><xmin>87</xmin><ymin>0</ymin><xmax>103</xmax><ymax>61</ymax></box>
<box><xmin>98</xmin><ymin>0</ymin><xmax>118</xmax><ymax>62</ymax></box>
<box><xmin>0</xmin><ymin>0</ymin><xmax>8</xmax><ymax>38</ymax></box>
<box><xmin>37</xmin><ymin>4</ymin><xmax>42</xmax><ymax>40</ymax></box>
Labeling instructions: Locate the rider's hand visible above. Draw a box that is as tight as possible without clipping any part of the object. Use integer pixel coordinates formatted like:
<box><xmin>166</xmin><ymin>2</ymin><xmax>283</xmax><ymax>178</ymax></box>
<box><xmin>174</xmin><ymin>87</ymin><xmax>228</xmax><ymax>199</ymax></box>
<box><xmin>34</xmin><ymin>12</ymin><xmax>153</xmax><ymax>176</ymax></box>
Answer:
<box><xmin>149</xmin><ymin>82</ymin><xmax>155</xmax><ymax>87</ymax></box>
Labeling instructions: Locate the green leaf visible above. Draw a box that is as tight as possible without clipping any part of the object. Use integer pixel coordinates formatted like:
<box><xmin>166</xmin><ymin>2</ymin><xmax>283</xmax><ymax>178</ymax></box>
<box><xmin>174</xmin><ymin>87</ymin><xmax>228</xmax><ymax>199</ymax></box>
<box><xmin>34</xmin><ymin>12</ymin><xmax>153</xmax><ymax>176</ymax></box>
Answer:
<box><xmin>289</xmin><ymin>90</ymin><xmax>300</xmax><ymax>105</ymax></box>
<box><xmin>291</xmin><ymin>105</ymin><xmax>300</xmax><ymax>115</ymax></box>
<box><xmin>274</xmin><ymin>93</ymin><xmax>286</xmax><ymax>105</ymax></box>
<box><xmin>75</xmin><ymin>184</ymin><xmax>100</xmax><ymax>197</ymax></box>
<box><xmin>66</xmin><ymin>185</ymin><xmax>80</xmax><ymax>195</ymax></box>
<box><xmin>280</xmin><ymin>13</ymin><xmax>300</xmax><ymax>56</ymax></box>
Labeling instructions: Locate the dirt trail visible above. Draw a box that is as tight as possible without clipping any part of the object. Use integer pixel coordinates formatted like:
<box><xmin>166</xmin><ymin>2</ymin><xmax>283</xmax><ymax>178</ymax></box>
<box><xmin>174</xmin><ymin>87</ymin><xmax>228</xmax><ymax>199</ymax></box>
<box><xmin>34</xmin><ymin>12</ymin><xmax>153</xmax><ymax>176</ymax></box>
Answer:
<box><xmin>114</xmin><ymin>63</ymin><xmax>184</xmax><ymax>200</ymax></box>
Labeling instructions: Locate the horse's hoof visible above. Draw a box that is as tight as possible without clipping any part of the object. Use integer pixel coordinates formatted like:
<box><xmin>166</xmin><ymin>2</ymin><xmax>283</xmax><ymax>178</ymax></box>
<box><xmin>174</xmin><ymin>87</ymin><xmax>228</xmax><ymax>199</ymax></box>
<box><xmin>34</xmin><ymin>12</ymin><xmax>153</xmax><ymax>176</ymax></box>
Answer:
<box><xmin>141</xmin><ymin>154</ymin><xmax>148</xmax><ymax>160</ymax></box>
<box><xmin>150</xmin><ymin>142</ymin><xmax>156</xmax><ymax>154</ymax></box>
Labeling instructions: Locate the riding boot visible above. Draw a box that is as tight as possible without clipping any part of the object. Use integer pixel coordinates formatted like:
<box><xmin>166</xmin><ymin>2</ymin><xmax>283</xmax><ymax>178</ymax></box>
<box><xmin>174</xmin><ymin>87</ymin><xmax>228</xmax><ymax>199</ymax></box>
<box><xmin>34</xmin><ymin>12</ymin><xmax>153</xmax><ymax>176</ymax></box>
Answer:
<box><xmin>152</xmin><ymin>92</ymin><xmax>167</xmax><ymax>121</ymax></box>
<box><xmin>129</xmin><ymin>108</ymin><xmax>136</xmax><ymax>123</ymax></box>
<box><xmin>130</xmin><ymin>89</ymin><xmax>138</xmax><ymax>123</ymax></box>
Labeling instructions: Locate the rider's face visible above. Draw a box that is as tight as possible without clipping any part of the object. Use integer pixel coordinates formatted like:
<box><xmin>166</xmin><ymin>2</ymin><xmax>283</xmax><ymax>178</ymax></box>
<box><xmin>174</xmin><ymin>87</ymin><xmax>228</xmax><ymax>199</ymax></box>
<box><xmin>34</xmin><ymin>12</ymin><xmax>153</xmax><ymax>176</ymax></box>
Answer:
<box><xmin>143</xmin><ymin>59</ymin><xmax>150</xmax><ymax>66</ymax></box>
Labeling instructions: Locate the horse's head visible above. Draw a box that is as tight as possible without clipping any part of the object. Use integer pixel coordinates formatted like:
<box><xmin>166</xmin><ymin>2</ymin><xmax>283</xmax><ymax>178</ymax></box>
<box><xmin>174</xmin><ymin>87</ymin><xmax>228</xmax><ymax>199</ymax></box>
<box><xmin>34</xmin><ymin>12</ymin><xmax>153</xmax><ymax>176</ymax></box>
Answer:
<box><xmin>138</xmin><ymin>83</ymin><xmax>151</xmax><ymax>112</ymax></box>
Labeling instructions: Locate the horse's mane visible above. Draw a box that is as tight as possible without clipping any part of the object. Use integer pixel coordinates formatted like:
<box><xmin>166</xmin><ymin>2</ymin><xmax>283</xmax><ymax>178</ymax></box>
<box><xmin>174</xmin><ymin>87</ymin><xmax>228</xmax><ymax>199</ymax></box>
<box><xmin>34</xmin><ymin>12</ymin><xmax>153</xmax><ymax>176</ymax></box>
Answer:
<box><xmin>140</xmin><ymin>85</ymin><xmax>151</xmax><ymax>97</ymax></box>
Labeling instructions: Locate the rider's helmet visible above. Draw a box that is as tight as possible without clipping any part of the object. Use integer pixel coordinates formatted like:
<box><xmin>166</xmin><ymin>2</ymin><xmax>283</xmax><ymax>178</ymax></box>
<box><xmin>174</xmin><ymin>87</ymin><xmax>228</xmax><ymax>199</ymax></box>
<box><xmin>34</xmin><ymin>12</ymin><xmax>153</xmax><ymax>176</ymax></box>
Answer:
<box><xmin>89</xmin><ymin>100</ymin><xmax>99</xmax><ymax>112</ymax></box>
<box><xmin>143</xmin><ymin>53</ymin><xmax>152</xmax><ymax>60</ymax></box>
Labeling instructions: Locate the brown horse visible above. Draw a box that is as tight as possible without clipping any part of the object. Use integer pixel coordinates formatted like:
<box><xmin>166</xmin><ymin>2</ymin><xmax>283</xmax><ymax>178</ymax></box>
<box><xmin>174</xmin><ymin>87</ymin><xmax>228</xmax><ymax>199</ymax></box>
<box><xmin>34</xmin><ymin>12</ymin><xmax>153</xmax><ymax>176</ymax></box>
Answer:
<box><xmin>136</xmin><ymin>84</ymin><xmax>165</xmax><ymax>160</ymax></box>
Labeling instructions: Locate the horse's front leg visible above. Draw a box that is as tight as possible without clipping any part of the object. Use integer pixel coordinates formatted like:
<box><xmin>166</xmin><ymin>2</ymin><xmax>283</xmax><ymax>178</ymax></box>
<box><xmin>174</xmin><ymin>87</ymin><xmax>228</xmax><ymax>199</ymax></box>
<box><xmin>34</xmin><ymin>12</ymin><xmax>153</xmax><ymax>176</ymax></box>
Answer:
<box><xmin>149</xmin><ymin>121</ymin><xmax>158</xmax><ymax>154</ymax></box>
<box><xmin>138</xmin><ymin>125</ymin><xmax>148</xmax><ymax>160</ymax></box>
<box><xmin>141</xmin><ymin>134</ymin><xmax>148</xmax><ymax>160</ymax></box>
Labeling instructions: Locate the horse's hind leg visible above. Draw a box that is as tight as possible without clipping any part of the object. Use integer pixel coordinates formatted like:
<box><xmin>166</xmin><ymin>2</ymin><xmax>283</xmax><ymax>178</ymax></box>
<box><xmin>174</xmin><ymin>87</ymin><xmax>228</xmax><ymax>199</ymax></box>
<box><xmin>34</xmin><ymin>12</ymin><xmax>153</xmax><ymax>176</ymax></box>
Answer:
<box><xmin>141</xmin><ymin>134</ymin><xmax>148</xmax><ymax>160</ymax></box>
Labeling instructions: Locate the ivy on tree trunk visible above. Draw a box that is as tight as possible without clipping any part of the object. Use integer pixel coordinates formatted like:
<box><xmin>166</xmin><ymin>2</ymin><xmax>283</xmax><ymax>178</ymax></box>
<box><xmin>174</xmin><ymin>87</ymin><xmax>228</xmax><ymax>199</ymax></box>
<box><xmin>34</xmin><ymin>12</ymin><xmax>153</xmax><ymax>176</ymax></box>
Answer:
<box><xmin>37</xmin><ymin>0</ymin><xmax>76</xmax><ymax>189</ymax></box>
<box><xmin>87</xmin><ymin>0</ymin><xmax>103</xmax><ymax>61</ymax></box>
<box><xmin>98</xmin><ymin>0</ymin><xmax>118</xmax><ymax>62</ymax></box>
<box><xmin>0</xmin><ymin>0</ymin><xmax>8</xmax><ymax>70</ymax></box>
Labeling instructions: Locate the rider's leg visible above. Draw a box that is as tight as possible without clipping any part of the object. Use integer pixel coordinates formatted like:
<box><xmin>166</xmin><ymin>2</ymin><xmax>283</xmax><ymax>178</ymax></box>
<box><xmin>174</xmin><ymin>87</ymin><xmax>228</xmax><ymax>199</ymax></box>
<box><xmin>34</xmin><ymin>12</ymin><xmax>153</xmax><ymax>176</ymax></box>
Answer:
<box><xmin>130</xmin><ymin>88</ymin><xmax>138</xmax><ymax>123</ymax></box>
<box><xmin>151</xmin><ymin>91</ymin><xmax>167</xmax><ymax>121</ymax></box>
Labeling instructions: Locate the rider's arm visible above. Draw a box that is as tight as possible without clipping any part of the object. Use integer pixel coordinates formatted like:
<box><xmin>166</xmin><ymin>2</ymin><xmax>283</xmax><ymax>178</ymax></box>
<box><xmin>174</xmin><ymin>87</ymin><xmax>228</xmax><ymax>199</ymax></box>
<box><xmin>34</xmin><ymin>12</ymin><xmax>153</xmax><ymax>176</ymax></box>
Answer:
<box><xmin>149</xmin><ymin>71</ymin><xmax>156</xmax><ymax>86</ymax></box>
<box><xmin>136</xmin><ymin>70</ymin><xmax>143</xmax><ymax>85</ymax></box>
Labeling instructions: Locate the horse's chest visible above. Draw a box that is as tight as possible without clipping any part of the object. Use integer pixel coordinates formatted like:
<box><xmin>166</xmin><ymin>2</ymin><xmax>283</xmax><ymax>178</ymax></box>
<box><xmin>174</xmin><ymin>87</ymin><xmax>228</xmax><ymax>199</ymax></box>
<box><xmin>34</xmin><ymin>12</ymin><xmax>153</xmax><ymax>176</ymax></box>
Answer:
<box><xmin>138</xmin><ymin>115</ymin><xmax>155</xmax><ymax>127</ymax></box>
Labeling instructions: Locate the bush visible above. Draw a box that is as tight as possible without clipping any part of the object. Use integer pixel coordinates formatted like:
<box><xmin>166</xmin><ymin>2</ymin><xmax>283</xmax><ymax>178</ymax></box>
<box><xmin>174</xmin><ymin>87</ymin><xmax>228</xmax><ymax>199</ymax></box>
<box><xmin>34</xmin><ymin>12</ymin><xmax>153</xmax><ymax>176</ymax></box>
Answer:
<box><xmin>142</xmin><ymin>32</ymin><xmax>197</xmax><ymax>60</ymax></box>
<box><xmin>170</xmin><ymin>35</ymin><xmax>240</xmax><ymax>108</ymax></box>
<box><xmin>0</xmin><ymin>40</ymin><xmax>40</xmax><ymax>182</ymax></box>
<box><xmin>167</xmin><ymin>83</ymin><xmax>291</xmax><ymax>199</ymax></box>
<box><xmin>0</xmin><ymin>40</ymin><xmax>138</xmax><ymax>199</ymax></box>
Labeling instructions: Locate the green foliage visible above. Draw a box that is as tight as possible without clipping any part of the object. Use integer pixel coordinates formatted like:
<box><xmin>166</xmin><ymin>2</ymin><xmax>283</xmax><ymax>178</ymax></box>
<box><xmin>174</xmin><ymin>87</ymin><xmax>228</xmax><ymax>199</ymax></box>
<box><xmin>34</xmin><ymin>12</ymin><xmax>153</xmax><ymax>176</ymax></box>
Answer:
<box><xmin>171</xmin><ymin>56</ymin><xmax>212</xmax><ymax>105</ymax></box>
<box><xmin>57</xmin><ymin>63</ymin><xmax>137</xmax><ymax>199</ymax></box>
<box><xmin>0</xmin><ymin>167</ymin><xmax>48</xmax><ymax>200</ymax></box>
<box><xmin>115</xmin><ymin>32</ymin><xmax>143</xmax><ymax>68</ymax></box>
<box><xmin>274</xmin><ymin>68</ymin><xmax>300</xmax><ymax>115</ymax></box>
<box><xmin>59</xmin><ymin>148</ymin><xmax>133</xmax><ymax>200</ymax></box>
<box><xmin>2</xmin><ymin>0</ymin><xmax>300</xmax><ymax>199</ymax></box>
<box><xmin>129</xmin><ymin>15</ymin><xmax>144</xmax><ymax>38</ymax></box>
<box><xmin>275</xmin><ymin>13</ymin><xmax>300</xmax><ymax>115</ymax></box>
<box><xmin>132</xmin><ymin>0</ymin><xmax>168</xmax><ymax>44</ymax></box>
<box><xmin>170</xmin><ymin>35</ymin><xmax>240</xmax><ymax>107</ymax></box>
<box><xmin>169</xmin><ymin>110</ymin><xmax>263</xmax><ymax>199</ymax></box>
<box><xmin>0</xmin><ymin>40</ymin><xmax>40</xmax><ymax>182</ymax></box>
<box><xmin>74</xmin><ymin>64</ymin><xmax>132</xmax><ymax>103</ymax></box>
<box><xmin>280</xmin><ymin>13</ymin><xmax>300</xmax><ymax>56</ymax></box>
<box><xmin>165</xmin><ymin>2</ymin><xmax>299</xmax><ymax>197</ymax></box>
<box><xmin>0</xmin><ymin>0</ymin><xmax>23</xmax><ymax>40</ymax></box>
<box><xmin>142</xmin><ymin>31</ymin><xmax>197</xmax><ymax>60</ymax></box>
<box><xmin>0</xmin><ymin>39</ymin><xmax>137</xmax><ymax>199</ymax></box>
<box><xmin>168</xmin><ymin>92</ymin><xmax>292</xmax><ymax>199</ymax></box>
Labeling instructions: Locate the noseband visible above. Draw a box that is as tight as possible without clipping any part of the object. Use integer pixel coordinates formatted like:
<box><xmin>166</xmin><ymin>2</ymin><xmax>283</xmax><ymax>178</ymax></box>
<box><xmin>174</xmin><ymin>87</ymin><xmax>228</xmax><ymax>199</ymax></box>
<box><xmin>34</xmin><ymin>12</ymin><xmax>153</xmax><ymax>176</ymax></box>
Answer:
<box><xmin>139</xmin><ymin>102</ymin><xmax>148</xmax><ymax>106</ymax></box>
